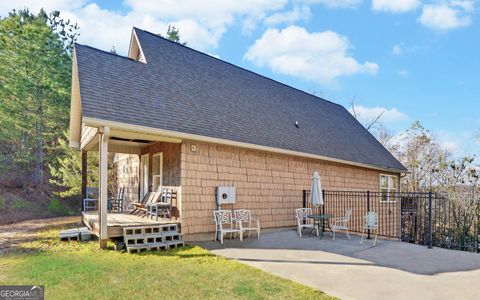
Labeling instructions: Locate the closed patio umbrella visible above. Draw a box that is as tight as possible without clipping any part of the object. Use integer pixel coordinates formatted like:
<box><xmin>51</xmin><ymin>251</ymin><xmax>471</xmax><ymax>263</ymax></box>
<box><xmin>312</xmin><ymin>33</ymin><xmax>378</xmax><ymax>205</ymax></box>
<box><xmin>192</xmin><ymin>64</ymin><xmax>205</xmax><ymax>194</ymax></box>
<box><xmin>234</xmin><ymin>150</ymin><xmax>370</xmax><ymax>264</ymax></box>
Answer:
<box><xmin>310</xmin><ymin>171</ymin><xmax>324</xmax><ymax>207</ymax></box>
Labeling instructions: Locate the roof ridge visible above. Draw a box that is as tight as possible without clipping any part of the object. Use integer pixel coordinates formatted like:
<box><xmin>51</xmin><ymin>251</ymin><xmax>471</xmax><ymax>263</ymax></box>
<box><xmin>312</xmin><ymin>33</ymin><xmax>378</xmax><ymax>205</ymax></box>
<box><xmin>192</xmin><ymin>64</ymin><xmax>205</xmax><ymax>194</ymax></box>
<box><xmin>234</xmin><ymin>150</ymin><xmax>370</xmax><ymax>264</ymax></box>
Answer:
<box><xmin>133</xmin><ymin>27</ymin><xmax>344</xmax><ymax>109</ymax></box>
<box><xmin>74</xmin><ymin>43</ymin><xmax>139</xmax><ymax>63</ymax></box>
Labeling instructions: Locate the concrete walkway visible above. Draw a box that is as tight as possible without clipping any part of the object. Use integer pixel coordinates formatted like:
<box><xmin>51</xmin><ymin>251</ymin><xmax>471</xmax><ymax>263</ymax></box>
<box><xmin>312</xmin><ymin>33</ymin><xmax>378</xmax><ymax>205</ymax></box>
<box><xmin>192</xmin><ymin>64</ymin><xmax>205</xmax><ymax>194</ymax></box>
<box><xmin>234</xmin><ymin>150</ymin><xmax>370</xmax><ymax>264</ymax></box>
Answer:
<box><xmin>199</xmin><ymin>230</ymin><xmax>480</xmax><ymax>300</ymax></box>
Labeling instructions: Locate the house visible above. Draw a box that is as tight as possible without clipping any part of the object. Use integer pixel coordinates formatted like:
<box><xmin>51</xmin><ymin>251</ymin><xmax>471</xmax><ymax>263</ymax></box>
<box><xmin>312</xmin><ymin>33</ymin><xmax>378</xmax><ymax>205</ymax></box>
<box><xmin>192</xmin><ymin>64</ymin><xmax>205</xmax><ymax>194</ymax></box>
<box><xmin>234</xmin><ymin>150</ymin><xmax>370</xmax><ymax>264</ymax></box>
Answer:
<box><xmin>69</xmin><ymin>27</ymin><xmax>407</xmax><ymax>247</ymax></box>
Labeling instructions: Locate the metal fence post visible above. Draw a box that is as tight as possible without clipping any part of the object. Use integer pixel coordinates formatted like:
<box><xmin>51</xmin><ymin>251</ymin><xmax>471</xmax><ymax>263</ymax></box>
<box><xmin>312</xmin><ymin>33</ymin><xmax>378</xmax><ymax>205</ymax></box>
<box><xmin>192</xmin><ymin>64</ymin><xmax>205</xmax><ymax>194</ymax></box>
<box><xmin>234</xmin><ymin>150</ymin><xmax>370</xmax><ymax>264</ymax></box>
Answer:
<box><xmin>322</xmin><ymin>189</ymin><xmax>325</xmax><ymax>215</ymax></box>
<box><xmin>303</xmin><ymin>190</ymin><xmax>307</xmax><ymax>208</ymax></box>
<box><xmin>367</xmin><ymin>191</ymin><xmax>371</xmax><ymax>239</ymax></box>
<box><xmin>428</xmin><ymin>191</ymin><xmax>433</xmax><ymax>249</ymax></box>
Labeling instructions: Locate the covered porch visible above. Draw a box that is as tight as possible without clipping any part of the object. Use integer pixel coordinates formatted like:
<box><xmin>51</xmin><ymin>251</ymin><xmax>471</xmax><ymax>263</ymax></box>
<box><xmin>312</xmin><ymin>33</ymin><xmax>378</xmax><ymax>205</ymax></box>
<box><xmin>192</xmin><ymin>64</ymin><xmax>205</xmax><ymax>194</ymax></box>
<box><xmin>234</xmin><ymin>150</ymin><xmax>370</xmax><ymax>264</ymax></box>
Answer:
<box><xmin>79</xmin><ymin>124</ymin><xmax>183</xmax><ymax>248</ymax></box>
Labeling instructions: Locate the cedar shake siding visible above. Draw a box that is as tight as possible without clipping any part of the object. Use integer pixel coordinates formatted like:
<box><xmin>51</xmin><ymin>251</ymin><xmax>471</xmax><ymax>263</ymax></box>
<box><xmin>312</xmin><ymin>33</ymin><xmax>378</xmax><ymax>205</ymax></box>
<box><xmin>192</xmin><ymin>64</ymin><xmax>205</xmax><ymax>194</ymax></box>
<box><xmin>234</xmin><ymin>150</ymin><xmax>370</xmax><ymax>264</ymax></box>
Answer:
<box><xmin>179</xmin><ymin>140</ymin><xmax>399</xmax><ymax>237</ymax></box>
<box><xmin>115</xmin><ymin>139</ymin><xmax>400</xmax><ymax>239</ymax></box>
<box><xmin>140</xmin><ymin>142</ymin><xmax>181</xmax><ymax>187</ymax></box>
<box><xmin>115</xmin><ymin>153</ymin><xmax>139</xmax><ymax>208</ymax></box>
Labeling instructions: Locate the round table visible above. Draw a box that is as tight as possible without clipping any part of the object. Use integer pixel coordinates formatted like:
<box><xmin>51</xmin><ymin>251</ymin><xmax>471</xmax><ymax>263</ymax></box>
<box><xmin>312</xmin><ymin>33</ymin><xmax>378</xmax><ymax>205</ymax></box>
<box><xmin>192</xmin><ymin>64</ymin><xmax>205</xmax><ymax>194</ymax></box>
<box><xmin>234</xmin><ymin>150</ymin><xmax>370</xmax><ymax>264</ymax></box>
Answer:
<box><xmin>307</xmin><ymin>214</ymin><xmax>334</xmax><ymax>238</ymax></box>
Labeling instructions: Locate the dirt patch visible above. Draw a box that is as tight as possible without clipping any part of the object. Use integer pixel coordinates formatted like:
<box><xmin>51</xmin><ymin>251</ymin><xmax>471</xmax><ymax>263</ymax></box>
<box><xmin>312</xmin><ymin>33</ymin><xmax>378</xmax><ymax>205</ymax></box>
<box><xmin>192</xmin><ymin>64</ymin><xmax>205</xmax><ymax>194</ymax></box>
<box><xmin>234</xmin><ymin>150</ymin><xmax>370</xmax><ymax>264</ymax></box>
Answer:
<box><xmin>0</xmin><ymin>216</ymin><xmax>82</xmax><ymax>251</ymax></box>
<box><xmin>0</xmin><ymin>188</ymin><xmax>81</xmax><ymax>225</ymax></box>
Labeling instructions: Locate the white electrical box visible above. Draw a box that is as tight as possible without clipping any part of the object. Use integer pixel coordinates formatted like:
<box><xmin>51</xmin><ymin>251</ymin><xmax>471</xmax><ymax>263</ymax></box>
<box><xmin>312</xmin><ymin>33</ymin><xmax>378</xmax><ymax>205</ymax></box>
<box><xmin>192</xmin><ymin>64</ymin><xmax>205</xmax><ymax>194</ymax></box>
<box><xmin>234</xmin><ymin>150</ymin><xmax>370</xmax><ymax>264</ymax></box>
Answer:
<box><xmin>216</xmin><ymin>186</ymin><xmax>236</xmax><ymax>204</ymax></box>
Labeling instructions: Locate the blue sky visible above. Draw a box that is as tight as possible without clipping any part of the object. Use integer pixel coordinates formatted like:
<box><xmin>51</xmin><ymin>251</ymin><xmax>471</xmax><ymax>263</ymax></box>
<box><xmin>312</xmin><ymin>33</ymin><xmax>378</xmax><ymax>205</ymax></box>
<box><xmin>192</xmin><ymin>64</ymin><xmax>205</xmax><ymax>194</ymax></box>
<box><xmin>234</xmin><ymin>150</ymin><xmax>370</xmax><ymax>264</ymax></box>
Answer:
<box><xmin>1</xmin><ymin>0</ymin><xmax>478</xmax><ymax>156</ymax></box>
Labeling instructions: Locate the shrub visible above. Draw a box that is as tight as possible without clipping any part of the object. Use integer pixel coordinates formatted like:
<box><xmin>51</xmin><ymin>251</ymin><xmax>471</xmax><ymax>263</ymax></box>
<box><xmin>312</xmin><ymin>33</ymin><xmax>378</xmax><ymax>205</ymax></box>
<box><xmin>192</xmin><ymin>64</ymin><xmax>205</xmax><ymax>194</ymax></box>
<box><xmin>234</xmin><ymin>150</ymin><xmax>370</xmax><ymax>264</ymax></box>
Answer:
<box><xmin>12</xmin><ymin>197</ymin><xmax>35</xmax><ymax>209</ymax></box>
<box><xmin>0</xmin><ymin>195</ymin><xmax>5</xmax><ymax>210</ymax></box>
<box><xmin>47</xmin><ymin>198</ymin><xmax>69</xmax><ymax>215</ymax></box>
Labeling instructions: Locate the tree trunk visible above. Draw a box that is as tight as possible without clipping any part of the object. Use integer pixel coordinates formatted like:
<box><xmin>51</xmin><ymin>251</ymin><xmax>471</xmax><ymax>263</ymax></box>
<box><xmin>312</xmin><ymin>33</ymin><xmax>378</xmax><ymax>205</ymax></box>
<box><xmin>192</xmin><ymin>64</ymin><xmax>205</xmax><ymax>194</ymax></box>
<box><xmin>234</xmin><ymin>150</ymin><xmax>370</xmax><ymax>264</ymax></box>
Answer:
<box><xmin>34</xmin><ymin>94</ymin><xmax>44</xmax><ymax>189</ymax></box>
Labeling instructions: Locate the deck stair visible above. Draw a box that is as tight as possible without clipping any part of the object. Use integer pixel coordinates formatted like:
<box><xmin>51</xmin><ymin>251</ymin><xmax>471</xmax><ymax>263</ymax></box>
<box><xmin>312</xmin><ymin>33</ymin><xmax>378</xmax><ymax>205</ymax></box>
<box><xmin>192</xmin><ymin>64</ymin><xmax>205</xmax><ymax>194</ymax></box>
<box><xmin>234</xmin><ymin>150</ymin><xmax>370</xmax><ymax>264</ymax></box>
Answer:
<box><xmin>123</xmin><ymin>224</ymin><xmax>184</xmax><ymax>253</ymax></box>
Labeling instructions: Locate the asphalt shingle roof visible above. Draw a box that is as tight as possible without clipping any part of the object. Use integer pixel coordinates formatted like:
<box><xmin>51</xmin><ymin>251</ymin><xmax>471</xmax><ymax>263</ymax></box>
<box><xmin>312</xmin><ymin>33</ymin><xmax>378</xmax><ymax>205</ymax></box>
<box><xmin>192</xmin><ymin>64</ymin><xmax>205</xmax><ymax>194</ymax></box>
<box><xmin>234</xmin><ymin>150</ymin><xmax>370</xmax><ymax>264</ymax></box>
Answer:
<box><xmin>75</xmin><ymin>27</ymin><xmax>407</xmax><ymax>172</ymax></box>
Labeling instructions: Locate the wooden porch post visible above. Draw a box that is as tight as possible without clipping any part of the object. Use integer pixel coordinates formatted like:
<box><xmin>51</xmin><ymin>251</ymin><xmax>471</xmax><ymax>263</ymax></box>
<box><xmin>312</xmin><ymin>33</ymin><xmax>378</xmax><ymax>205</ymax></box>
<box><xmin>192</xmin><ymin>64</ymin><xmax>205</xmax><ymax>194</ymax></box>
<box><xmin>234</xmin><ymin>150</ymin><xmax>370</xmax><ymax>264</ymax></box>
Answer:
<box><xmin>98</xmin><ymin>126</ymin><xmax>110</xmax><ymax>249</ymax></box>
<box><xmin>81</xmin><ymin>150</ymin><xmax>87</xmax><ymax>206</ymax></box>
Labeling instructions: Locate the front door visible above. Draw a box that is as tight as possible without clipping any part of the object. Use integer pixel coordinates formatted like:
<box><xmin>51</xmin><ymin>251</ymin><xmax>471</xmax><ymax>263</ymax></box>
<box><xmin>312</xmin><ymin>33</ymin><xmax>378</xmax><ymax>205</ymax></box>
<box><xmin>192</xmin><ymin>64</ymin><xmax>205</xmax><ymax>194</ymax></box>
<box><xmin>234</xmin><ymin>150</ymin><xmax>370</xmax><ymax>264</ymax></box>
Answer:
<box><xmin>140</xmin><ymin>154</ymin><xmax>149</xmax><ymax>200</ymax></box>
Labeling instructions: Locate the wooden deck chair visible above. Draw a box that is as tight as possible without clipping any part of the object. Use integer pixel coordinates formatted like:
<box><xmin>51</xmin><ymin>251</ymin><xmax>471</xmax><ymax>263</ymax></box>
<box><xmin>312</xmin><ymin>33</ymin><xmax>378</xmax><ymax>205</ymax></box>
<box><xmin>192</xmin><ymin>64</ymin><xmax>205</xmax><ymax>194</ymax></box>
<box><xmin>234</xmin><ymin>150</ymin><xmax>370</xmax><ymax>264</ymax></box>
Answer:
<box><xmin>108</xmin><ymin>187</ymin><xmax>125</xmax><ymax>212</ymax></box>
<box><xmin>131</xmin><ymin>192</ymin><xmax>154</xmax><ymax>215</ymax></box>
<box><xmin>136</xmin><ymin>192</ymin><xmax>162</xmax><ymax>217</ymax></box>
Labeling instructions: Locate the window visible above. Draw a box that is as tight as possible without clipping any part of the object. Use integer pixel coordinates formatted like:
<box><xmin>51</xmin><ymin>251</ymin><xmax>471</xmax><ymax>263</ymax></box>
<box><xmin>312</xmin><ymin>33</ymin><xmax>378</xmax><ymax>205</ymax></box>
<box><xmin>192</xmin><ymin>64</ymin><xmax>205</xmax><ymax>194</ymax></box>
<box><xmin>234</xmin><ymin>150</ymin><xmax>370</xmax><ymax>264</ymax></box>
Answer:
<box><xmin>152</xmin><ymin>153</ymin><xmax>163</xmax><ymax>192</ymax></box>
<box><xmin>380</xmin><ymin>174</ymin><xmax>397</xmax><ymax>202</ymax></box>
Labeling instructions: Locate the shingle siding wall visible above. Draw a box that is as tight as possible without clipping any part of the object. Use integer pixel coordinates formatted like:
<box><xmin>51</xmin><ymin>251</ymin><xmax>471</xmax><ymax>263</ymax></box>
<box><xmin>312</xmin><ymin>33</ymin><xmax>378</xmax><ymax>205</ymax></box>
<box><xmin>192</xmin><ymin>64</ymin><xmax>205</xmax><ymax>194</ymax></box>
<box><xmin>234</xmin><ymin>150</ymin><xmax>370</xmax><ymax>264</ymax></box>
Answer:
<box><xmin>140</xmin><ymin>142</ymin><xmax>181</xmax><ymax>187</ymax></box>
<box><xmin>115</xmin><ymin>153</ymin><xmax>139</xmax><ymax>208</ymax></box>
<box><xmin>179</xmin><ymin>140</ymin><xmax>399</xmax><ymax>237</ymax></box>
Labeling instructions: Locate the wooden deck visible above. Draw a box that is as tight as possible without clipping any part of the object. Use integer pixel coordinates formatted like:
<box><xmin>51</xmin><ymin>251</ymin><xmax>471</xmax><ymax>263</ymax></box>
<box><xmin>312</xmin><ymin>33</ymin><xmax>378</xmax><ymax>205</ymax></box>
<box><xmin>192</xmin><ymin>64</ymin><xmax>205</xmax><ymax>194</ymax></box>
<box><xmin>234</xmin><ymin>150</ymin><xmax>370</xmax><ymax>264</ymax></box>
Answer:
<box><xmin>82</xmin><ymin>211</ymin><xmax>180</xmax><ymax>238</ymax></box>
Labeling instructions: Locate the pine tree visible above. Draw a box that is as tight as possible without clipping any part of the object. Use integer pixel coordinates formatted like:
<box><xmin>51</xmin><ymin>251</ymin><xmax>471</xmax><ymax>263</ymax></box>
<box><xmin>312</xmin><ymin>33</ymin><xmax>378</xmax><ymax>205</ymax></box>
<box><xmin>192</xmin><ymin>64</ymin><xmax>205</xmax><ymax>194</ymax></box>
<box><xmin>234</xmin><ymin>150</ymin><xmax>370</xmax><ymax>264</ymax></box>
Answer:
<box><xmin>0</xmin><ymin>9</ymin><xmax>78</xmax><ymax>188</ymax></box>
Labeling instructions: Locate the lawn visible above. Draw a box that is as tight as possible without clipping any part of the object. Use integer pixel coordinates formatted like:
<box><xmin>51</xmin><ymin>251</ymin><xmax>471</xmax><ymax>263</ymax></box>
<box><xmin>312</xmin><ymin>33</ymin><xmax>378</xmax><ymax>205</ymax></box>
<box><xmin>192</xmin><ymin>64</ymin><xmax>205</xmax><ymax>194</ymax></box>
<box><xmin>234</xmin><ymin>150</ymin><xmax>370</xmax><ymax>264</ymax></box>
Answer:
<box><xmin>0</xmin><ymin>220</ymin><xmax>334</xmax><ymax>300</ymax></box>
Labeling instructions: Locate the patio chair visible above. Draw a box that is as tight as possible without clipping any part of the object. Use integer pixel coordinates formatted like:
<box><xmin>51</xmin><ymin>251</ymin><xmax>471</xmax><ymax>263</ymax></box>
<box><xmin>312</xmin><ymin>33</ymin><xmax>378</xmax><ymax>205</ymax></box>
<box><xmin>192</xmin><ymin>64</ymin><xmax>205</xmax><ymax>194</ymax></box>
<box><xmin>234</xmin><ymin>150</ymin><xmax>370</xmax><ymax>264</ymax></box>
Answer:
<box><xmin>83</xmin><ymin>187</ymin><xmax>98</xmax><ymax>212</ymax></box>
<box><xmin>146</xmin><ymin>188</ymin><xmax>177</xmax><ymax>221</ymax></box>
<box><xmin>360</xmin><ymin>211</ymin><xmax>378</xmax><ymax>245</ymax></box>
<box><xmin>329</xmin><ymin>208</ymin><xmax>352</xmax><ymax>240</ymax></box>
<box><xmin>234</xmin><ymin>209</ymin><xmax>260</xmax><ymax>239</ymax></box>
<box><xmin>108</xmin><ymin>187</ymin><xmax>125</xmax><ymax>212</ymax></box>
<box><xmin>295</xmin><ymin>208</ymin><xmax>318</xmax><ymax>237</ymax></box>
<box><xmin>131</xmin><ymin>192</ymin><xmax>157</xmax><ymax>215</ymax></box>
<box><xmin>213</xmin><ymin>210</ymin><xmax>242</xmax><ymax>244</ymax></box>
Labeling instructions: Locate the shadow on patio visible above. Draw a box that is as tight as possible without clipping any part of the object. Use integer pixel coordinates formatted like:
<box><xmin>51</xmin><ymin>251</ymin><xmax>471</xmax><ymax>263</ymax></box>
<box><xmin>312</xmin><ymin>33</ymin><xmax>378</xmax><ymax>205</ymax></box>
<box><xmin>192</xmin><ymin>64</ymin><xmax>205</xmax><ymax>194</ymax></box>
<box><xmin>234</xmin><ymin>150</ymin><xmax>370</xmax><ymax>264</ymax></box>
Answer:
<box><xmin>197</xmin><ymin>229</ymin><xmax>480</xmax><ymax>276</ymax></box>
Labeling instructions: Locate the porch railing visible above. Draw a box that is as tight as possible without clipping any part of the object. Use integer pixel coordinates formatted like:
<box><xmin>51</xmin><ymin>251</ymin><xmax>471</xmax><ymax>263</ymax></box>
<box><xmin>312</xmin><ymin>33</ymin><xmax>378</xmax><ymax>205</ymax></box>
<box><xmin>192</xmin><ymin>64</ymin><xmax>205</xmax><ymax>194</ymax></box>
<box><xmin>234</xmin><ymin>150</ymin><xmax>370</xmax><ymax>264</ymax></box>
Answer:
<box><xmin>303</xmin><ymin>190</ymin><xmax>480</xmax><ymax>253</ymax></box>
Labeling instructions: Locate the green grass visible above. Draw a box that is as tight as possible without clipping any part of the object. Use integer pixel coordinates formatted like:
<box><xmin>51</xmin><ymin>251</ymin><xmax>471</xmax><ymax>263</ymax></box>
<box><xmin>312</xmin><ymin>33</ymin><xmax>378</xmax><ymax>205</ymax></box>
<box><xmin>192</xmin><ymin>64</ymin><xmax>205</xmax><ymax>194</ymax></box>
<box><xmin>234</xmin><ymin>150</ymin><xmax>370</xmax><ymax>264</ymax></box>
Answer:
<box><xmin>0</xmin><ymin>225</ymin><xmax>334</xmax><ymax>300</ymax></box>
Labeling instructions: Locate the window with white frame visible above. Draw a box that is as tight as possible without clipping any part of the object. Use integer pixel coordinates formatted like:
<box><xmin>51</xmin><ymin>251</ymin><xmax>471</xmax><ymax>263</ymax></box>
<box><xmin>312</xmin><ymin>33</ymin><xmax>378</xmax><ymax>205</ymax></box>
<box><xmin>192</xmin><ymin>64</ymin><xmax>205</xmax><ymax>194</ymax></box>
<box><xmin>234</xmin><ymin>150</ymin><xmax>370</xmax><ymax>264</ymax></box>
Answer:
<box><xmin>152</xmin><ymin>153</ymin><xmax>163</xmax><ymax>192</ymax></box>
<box><xmin>380</xmin><ymin>174</ymin><xmax>397</xmax><ymax>202</ymax></box>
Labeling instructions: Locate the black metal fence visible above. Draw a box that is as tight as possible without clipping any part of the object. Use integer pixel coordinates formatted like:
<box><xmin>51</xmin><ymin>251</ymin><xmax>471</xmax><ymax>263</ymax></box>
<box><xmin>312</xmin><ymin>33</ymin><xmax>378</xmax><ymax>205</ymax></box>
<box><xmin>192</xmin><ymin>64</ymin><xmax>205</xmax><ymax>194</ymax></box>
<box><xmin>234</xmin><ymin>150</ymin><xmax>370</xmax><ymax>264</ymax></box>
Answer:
<box><xmin>303</xmin><ymin>190</ymin><xmax>480</xmax><ymax>253</ymax></box>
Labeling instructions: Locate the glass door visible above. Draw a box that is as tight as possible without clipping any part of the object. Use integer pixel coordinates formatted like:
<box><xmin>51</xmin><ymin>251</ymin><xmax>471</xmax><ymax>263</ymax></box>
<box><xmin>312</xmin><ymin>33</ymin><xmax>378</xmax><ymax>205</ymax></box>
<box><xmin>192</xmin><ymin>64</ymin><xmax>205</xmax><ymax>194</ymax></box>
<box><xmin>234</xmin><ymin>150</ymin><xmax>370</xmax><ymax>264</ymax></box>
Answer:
<box><xmin>152</xmin><ymin>152</ymin><xmax>163</xmax><ymax>192</ymax></box>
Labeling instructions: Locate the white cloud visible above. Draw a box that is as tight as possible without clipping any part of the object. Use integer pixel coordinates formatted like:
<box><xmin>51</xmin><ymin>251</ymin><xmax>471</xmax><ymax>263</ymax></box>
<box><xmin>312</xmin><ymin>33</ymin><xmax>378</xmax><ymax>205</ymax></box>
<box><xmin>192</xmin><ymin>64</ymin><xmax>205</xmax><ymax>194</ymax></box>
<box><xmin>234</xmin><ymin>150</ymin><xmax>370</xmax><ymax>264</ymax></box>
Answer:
<box><xmin>372</xmin><ymin>0</ymin><xmax>420</xmax><ymax>13</ymax></box>
<box><xmin>244</xmin><ymin>26</ymin><xmax>378</xmax><ymax>86</ymax></box>
<box><xmin>392</xmin><ymin>43</ymin><xmax>403</xmax><ymax>55</ymax></box>
<box><xmin>264</xmin><ymin>5</ymin><xmax>311</xmax><ymax>26</ymax></box>
<box><xmin>397</xmin><ymin>69</ymin><xmax>409</xmax><ymax>76</ymax></box>
<box><xmin>0</xmin><ymin>0</ymin><xmax>86</xmax><ymax>15</ymax></box>
<box><xmin>123</xmin><ymin>0</ymin><xmax>287</xmax><ymax>47</ymax></box>
<box><xmin>440</xmin><ymin>141</ymin><xmax>459</xmax><ymax>153</ymax></box>
<box><xmin>436</xmin><ymin>130</ymin><xmax>477</xmax><ymax>156</ymax></box>
<box><xmin>305</xmin><ymin>0</ymin><xmax>363</xmax><ymax>8</ymax></box>
<box><xmin>418</xmin><ymin>1</ymin><xmax>474</xmax><ymax>31</ymax></box>
<box><xmin>349</xmin><ymin>105</ymin><xmax>408</xmax><ymax>124</ymax></box>
<box><xmin>207</xmin><ymin>53</ymin><xmax>221</xmax><ymax>59</ymax></box>
<box><xmin>0</xmin><ymin>0</ymin><xmax>289</xmax><ymax>53</ymax></box>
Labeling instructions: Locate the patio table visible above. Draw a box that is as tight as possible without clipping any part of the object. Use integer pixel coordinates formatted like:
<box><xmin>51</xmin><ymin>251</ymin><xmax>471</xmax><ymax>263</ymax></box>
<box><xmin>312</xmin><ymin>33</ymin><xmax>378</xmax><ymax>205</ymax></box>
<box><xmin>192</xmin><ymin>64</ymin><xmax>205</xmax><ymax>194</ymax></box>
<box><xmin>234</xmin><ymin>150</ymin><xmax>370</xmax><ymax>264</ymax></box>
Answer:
<box><xmin>307</xmin><ymin>214</ymin><xmax>334</xmax><ymax>238</ymax></box>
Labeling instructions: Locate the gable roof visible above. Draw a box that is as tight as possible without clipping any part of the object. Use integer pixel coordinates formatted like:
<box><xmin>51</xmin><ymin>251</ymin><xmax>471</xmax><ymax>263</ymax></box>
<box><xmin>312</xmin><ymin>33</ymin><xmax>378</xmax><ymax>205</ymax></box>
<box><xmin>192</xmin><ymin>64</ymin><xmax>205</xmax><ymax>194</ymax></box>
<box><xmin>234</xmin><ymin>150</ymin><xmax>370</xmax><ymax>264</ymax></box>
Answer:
<box><xmin>72</xmin><ymin>27</ymin><xmax>407</xmax><ymax>173</ymax></box>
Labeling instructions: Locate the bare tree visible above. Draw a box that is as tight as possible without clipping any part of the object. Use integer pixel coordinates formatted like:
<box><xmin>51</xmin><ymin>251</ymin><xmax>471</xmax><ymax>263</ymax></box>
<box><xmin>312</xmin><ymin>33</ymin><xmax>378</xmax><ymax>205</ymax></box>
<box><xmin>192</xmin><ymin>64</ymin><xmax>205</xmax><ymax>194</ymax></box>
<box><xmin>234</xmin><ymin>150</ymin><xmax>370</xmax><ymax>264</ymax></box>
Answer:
<box><xmin>350</xmin><ymin>98</ymin><xmax>385</xmax><ymax>131</ymax></box>
<box><xmin>373</xmin><ymin>124</ymin><xmax>398</xmax><ymax>152</ymax></box>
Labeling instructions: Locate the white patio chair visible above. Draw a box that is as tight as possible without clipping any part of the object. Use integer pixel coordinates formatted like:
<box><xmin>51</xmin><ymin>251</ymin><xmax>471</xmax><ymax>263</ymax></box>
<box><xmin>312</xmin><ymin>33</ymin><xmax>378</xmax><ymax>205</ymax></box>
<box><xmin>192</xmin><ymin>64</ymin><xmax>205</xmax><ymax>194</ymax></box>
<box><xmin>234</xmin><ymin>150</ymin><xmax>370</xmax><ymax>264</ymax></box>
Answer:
<box><xmin>213</xmin><ymin>210</ymin><xmax>242</xmax><ymax>244</ymax></box>
<box><xmin>361</xmin><ymin>211</ymin><xmax>379</xmax><ymax>245</ymax></box>
<box><xmin>295</xmin><ymin>208</ymin><xmax>318</xmax><ymax>237</ymax></box>
<box><xmin>330</xmin><ymin>208</ymin><xmax>352</xmax><ymax>240</ymax></box>
<box><xmin>234</xmin><ymin>209</ymin><xmax>260</xmax><ymax>239</ymax></box>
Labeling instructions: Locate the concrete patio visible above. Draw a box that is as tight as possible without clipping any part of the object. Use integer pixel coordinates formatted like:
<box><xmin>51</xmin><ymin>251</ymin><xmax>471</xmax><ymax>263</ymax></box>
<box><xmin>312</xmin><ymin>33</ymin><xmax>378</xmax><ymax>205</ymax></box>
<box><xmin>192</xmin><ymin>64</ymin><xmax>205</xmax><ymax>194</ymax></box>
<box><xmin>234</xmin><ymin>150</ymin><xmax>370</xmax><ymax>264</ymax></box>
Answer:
<box><xmin>199</xmin><ymin>230</ymin><xmax>480</xmax><ymax>300</ymax></box>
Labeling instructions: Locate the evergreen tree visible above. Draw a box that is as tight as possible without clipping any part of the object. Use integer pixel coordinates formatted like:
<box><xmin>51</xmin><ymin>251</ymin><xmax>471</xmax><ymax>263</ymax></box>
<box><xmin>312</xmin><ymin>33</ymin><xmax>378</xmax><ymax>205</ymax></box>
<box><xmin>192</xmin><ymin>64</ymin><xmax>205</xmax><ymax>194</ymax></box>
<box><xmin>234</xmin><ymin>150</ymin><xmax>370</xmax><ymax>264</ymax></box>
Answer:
<box><xmin>0</xmin><ymin>9</ymin><xmax>78</xmax><ymax>188</ymax></box>
<box><xmin>160</xmin><ymin>25</ymin><xmax>187</xmax><ymax>45</ymax></box>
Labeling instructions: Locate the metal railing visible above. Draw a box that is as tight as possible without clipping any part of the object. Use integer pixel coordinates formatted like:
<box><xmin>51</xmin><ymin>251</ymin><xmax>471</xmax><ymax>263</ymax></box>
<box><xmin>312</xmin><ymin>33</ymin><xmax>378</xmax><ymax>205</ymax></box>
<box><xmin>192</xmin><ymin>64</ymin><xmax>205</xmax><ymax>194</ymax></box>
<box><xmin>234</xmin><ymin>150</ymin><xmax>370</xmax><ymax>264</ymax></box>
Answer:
<box><xmin>303</xmin><ymin>190</ymin><xmax>480</xmax><ymax>253</ymax></box>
